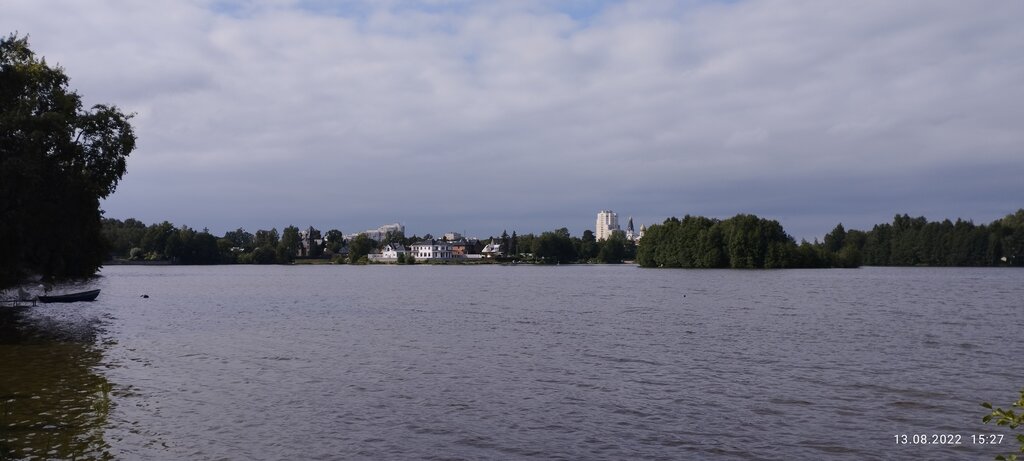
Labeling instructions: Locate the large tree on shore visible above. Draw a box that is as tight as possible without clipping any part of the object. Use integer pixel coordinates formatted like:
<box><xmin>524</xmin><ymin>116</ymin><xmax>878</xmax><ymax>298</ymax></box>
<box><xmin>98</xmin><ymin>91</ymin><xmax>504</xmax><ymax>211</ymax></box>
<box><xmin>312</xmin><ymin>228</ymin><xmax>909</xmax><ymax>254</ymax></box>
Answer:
<box><xmin>0</xmin><ymin>34</ymin><xmax>136</xmax><ymax>286</ymax></box>
<box><xmin>347</xmin><ymin>234</ymin><xmax>375</xmax><ymax>264</ymax></box>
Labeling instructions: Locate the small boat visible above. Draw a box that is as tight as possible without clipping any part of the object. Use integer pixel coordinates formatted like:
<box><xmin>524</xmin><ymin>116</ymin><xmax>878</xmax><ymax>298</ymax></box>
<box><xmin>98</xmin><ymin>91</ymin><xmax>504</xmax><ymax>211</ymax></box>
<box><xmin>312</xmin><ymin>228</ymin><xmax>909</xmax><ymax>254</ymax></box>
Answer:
<box><xmin>38</xmin><ymin>289</ymin><xmax>101</xmax><ymax>303</ymax></box>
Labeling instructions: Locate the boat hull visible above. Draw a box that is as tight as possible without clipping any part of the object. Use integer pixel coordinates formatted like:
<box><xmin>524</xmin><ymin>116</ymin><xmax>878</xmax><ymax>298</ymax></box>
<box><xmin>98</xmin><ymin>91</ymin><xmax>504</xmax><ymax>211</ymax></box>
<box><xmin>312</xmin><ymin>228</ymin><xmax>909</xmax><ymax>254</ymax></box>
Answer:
<box><xmin>38</xmin><ymin>289</ymin><xmax>100</xmax><ymax>303</ymax></box>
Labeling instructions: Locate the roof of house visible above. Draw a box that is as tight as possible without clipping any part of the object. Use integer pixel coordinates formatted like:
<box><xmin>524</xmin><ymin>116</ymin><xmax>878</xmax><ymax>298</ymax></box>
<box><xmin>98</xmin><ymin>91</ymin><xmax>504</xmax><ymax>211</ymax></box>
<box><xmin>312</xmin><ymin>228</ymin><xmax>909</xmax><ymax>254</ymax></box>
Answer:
<box><xmin>412</xmin><ymin>239</ymin><xmax>451</xmax><ymax>247</ymax></box>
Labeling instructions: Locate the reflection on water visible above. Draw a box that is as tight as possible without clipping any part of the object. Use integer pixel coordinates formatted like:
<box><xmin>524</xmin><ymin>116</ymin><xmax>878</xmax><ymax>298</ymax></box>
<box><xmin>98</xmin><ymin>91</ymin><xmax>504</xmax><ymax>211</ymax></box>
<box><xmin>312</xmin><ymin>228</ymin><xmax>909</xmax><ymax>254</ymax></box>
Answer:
<box><xmin>0</xmin><ymin>308</ymin><xmax>112</xmax><ymax>461</ymax></box>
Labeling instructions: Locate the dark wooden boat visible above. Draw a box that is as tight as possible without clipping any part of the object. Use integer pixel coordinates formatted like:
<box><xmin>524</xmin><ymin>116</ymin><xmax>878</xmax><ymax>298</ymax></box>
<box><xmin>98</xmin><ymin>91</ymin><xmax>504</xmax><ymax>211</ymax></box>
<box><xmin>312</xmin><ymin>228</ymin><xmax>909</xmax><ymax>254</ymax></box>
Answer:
<box><xmin>38</xmin><ymin>289</ymin><xmax>100</xmax><ymax>303</ymax></box>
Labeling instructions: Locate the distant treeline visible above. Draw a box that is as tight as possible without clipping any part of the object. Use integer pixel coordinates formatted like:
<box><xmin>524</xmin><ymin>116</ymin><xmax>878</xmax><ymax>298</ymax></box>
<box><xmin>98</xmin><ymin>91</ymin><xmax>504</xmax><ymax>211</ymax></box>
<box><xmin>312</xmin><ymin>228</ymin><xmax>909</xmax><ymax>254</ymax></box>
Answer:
<box><xmin>99</xmin><ymin>220</ymin><xmax>636</xmax><ymax>265</ymax></box>
<box><xmin>102</xmin><ymin>209</ymin><xmax>1024</xmax><ymax>268</ymax></box>
<box><xmin>637</xmin><ymin>210</ymin><xmax>1024</xmax><ymax>268</ymax></box>
<box><xmin>840</xmin><ymin>211</ymin><xmax>1024</xmax><ymax>266</ymax></box>
<box><xmin>102</xmin><ymin>220</ymin><xmax>342</xmax><ymax>265</ymax></box>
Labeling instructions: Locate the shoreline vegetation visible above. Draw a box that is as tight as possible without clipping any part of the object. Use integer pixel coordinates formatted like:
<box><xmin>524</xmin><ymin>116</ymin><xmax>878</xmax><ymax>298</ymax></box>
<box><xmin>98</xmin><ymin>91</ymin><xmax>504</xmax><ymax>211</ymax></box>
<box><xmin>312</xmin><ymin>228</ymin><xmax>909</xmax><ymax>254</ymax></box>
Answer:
<box><xmin>96</xmin><ymin>208</ymin><xmax>1024</xmax><ymax>270</ymax></box>
<box><xmin>0</xmin><ymin>35</ymin><xmax>136</xmax><ymax>288</ymax></box>
<box><xmin>638</xmin><ymin>210</ymin><xmax>1024</xmax><ymax>269</ymax></box>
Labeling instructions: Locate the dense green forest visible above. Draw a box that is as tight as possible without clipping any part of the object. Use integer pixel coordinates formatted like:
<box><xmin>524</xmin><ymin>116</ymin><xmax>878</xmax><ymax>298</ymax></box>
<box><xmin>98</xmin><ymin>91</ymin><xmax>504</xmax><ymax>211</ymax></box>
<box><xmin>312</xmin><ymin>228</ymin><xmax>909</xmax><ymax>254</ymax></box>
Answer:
<box><xmin>637</xmin><ymin>210</ymin><xmax>1024</xmax><ymax>269</ymax></box>
<box><xmin>848</xmin><ymin>211</ymin><xmax>1024</xmax><ymax>266</ymax></box>
<box><xmin>102</xmin><ymin>219</ymin><xmax>311</xmax><ymax>265</ymax></box>
<box><xmin>0</xmin><ymin>35</ymin><xmax>136</xmax><ymax>287</ymax></box>
<box><xmin>636</xmin><ymin>214</ymin><xmax>834</xmax><ymax>268</ymax></box>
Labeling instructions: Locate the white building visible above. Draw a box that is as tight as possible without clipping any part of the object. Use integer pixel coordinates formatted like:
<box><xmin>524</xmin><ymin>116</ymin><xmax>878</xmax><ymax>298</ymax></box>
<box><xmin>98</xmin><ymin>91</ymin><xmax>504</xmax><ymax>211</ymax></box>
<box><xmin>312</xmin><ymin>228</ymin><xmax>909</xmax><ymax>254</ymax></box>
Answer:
<box><xmin>381</xmin><ymin>243</ymin><xmax>407</xmax><ymax>259</ymax></box>
<box><xmin>411</xmin><ymin>239</ymin><xmax>453</xmax><ymax>260</ymax></box>
<box><xmin>624</xmin><ymin>217</ymin><xmax>646</xmax><ymax>242</ymax></box>
<box><xmin>368</xmin><ymin>243</ymin><xmax>408</xmax><ymax>262</ymax></box>
<box><xmin>596</xmin><ymin>210</ymin><xmax>621</xmax><ymax>241</ymax></box>
<box><xmin>346</xmin><ymin>223</ymin><xmax>405</xmax><ymax>242</ymax></box>
<box><xmin>481</xmin><ymin>240</ymin><xmax>504</xmax><ymax>258</ymax></box>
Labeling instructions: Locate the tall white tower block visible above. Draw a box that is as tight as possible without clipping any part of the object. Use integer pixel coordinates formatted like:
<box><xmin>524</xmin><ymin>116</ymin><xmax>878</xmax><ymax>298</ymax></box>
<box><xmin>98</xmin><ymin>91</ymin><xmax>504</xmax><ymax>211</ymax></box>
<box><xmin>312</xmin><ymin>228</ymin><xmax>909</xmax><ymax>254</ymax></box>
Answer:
<box><xmin>596</xmin><ymin>210</ymin><xmax>620</xmax><ymax>241</ymax></box>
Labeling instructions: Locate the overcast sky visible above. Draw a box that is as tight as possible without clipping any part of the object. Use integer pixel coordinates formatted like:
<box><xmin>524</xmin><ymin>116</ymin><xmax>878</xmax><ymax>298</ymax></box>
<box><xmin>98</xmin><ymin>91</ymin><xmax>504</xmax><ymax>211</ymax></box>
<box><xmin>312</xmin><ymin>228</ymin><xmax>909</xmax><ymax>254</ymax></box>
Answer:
<box><xmin>5</xmin><ymin>0</ymin><xmax>1023</xmax><ymax>240</ymax></box>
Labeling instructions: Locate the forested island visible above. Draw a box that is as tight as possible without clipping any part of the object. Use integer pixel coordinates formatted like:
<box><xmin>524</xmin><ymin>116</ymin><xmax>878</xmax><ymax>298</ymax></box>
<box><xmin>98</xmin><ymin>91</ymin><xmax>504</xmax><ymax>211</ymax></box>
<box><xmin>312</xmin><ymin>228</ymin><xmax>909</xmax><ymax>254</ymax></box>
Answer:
<box><xmin>636</xmin><ymin>211</ymin><xmax>1024</xmax><ymax>269</ymax></box>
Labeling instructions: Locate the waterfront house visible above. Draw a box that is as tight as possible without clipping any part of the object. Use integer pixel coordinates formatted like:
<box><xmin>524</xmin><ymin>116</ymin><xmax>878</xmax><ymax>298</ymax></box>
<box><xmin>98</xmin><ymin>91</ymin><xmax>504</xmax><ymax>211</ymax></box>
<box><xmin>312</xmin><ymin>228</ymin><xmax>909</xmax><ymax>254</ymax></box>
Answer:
<box><xmin>481</xmin><ymin>241</ymin><xmax>504</xmax><ymax>258</ymax></box>
<box><xmin>449</xmin><ymin>238</ymin><xmax>483</xmax><ymax>258</ymax></box>
<box><xmin>381</xmin><ymin>243</ymin><xmax>407</xmax><ymax>259</ymax></box>
<box><xmin>366</xmin><ymin>243</ymin><xmax>408</xmax><ymax>262</ymax></box>
<box><xmin>411</xmin><ymin>239</ymin><xmax>453</xmax><ymax>260</ymax></box>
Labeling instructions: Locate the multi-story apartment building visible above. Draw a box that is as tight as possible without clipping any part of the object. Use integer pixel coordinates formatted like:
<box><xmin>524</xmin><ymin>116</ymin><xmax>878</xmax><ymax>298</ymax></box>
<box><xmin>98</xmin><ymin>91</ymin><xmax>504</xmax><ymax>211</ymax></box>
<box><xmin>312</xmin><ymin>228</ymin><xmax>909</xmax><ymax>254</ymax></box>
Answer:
<box><xmin>596</xmin><ymin>210</ymin><xmax>621</xmax><ymax>241</ymax></box>
<box><xmin>346</xmin><ymin>223</ymin><xmax>404</xmax><ymax>242</ymax></box>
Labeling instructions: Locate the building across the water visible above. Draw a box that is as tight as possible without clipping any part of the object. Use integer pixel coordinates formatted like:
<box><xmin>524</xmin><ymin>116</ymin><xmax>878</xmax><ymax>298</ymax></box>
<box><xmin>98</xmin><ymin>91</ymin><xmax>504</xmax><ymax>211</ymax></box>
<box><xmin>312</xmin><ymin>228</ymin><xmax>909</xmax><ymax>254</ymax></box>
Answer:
<box><xmin>596</xmin><ymin>210</ymin><xmax>620</xmax><ymax>241</ymax></box>
<box><xmin>625</xmin><ymin>217</ymin><xmax>645</xmax><ymax>241</ymax></box>
<box><xmin>411</xmin><ymin>239</ymin><xmax>453</xmax><ymax>260</ymax></box>
<box><xmin>346</xmin><ymin>223</ymin><xmax>404</xmax><ymax>242</ymax></box>
<box><xmin>596</xmin><ymin>210</ymin><xmax>644</xmax><ymax>242</ymax></box>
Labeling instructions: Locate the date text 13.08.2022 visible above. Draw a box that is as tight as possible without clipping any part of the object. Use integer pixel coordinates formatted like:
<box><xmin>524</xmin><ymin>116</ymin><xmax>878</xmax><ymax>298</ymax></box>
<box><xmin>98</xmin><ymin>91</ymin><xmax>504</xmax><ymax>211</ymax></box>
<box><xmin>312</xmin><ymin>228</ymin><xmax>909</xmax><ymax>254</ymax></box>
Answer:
<box><xmin>894</xmin><ymin>434</ymin><xmax>1004</xmax><ymax>445</ymax></box>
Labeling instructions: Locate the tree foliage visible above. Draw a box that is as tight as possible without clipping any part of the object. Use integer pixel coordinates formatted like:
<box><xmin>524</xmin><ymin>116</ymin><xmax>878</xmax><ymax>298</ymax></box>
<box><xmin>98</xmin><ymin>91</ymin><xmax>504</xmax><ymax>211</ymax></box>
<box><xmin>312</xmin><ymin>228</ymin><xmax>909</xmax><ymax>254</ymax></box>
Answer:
<box><xmin>103</xmin><ymin>218</ymin><xmax>225</xmax><ymax>263</ymax></box>
<box><xmin>223</xmin><ymin>228</ymin><xmax>255</xmax><ymax>251</ymax></box>
<box><xmin>1</xmin><ymin>34</ymin><xmax>136</xmax><ymax>286</ymax></box>
<box><xmin>304</xmin><ymin>227</ymin><xmax>324</xmax><ymax>258</ymax></box>
<box><xmin>279</xmin><ymin>225</ymin><xmax>300</xmax><ymax>262</ymax></box>
<box><xmin>596</xmin><ymin>233</ymin><xmax>629</xmax><ymax>263</ymax></box>
<box><xmin>849</xmin><ymin>212</ymin><xmax>1024</xmax><ymax>266</ymax></box>
<box><xmin>324</xmin><ymin>229</ymin><xmax>344</xmax><ymax>254</ymax></box>
<box><xmin>102</xmin><ymin>217</ymin><xmax>147</xmax><ymax>257</ymax></box>
<box><xmin>577</xmin><ymin>230</ymin><xmax>599</xmax><ymax>260</ymax></box>
<box><xmin>636</xmin><ymin>214</ymin><xmax>816</xmax><ymax>268</ymax></box>
<box><xmin>347</xmin><ymin>234</ymin><xmax>375</xmax><ymax>264</ymax></box>
<box><xmin>531</xmin><ymin>228</ymin><xmax>577</xmax><ymax>264</ymax></box>
<box><xmin>637</xmin><ymin>210</ymin><xmax>1024</xmax><ymax>269</ymax></box>
<box><xmin>165</xmin><ymin>226</ymin><xmax>219</xmax><ymax>264</ymax></box>
<box><xmin>982</xmin><ymin>389</ymin><xmax>1024</xmax><ymax>461</ymax></box>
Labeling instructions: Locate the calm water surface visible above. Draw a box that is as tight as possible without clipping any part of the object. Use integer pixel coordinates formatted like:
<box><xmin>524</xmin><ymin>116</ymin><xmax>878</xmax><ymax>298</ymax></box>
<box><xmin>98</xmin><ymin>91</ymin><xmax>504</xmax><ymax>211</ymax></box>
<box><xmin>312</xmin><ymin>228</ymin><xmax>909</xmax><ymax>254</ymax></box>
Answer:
<box><xmin>1</xmin><ymin>265</ymin><xmax>1022</xmax><ymax>460</ymax></box>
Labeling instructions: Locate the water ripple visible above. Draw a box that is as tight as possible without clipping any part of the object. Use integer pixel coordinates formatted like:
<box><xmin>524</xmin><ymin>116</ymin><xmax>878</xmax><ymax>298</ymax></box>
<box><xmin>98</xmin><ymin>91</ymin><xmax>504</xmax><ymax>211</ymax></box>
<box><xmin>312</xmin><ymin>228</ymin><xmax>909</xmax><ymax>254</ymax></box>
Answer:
<box><xmin>5</xmin><ymin>265</ymin><xmax>1020</xmax><ymax>460</ymax></box>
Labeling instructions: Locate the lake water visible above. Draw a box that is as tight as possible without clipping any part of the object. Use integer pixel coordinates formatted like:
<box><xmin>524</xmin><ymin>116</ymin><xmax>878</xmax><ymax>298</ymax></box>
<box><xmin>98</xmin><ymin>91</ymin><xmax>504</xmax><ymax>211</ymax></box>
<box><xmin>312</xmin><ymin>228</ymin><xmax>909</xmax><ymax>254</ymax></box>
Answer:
<box><xmin>1</xmin><ymin>265</ymin><xmax>1022</xmax><ymax>460</ymax></box>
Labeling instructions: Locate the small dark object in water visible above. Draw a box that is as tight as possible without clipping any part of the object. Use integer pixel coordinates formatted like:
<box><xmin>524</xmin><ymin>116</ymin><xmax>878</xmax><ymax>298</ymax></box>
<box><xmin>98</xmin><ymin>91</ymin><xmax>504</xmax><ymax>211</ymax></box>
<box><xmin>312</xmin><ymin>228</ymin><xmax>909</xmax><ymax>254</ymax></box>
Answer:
<box><xmin>141</xmin><ymin>294</ymin><xmax>149</xmax><ymax>298</ymax></box>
